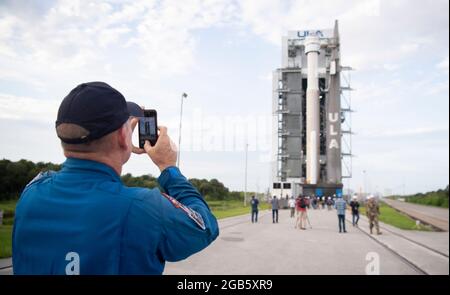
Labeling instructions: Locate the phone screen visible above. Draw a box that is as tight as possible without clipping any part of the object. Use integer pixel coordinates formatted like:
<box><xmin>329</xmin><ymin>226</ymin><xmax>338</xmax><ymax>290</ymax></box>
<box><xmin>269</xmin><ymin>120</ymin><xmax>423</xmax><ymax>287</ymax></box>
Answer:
<box><xmin>138</xmin><ymin>110</ymin><xmax>158</xmax><ymax>148</ymax></box>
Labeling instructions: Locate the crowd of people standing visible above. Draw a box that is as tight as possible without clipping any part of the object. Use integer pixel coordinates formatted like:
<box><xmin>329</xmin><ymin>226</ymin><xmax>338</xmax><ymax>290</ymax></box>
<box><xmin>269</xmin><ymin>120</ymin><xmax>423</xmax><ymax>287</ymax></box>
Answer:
<box><xmin>249</xmin><ymin>193</ymin><xmax>382</xmax><ymax>235</ymax></box>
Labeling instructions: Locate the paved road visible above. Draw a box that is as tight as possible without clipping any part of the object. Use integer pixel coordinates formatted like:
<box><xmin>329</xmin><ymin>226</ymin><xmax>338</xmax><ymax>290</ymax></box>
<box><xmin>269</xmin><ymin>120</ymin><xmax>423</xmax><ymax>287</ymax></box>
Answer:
<box><xmin>0</xmin><ymin>257</ymin><xmax>12</xmax><ymax>275</ymax></box>
<box><xmin>383</xmin><ymin>199</ymin><xmax>449</xmax><ymax>231</ymax></box>
<box><xmin>164</xmin><ymin>209</ymin><xmax>427</xmax><ymax>275</ymax></box>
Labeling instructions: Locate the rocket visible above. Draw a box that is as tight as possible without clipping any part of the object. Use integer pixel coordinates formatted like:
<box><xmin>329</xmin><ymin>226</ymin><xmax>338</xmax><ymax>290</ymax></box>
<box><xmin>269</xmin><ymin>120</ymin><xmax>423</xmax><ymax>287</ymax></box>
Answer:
<box><xmin>305</xmin><ymin>35</ymin><xmax>321</xmax><ymax>185</ymax></box>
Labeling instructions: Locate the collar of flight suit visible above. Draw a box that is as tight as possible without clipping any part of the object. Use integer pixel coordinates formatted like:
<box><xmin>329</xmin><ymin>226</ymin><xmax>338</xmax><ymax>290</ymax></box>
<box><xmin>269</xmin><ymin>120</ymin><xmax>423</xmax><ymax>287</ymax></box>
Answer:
<box><xmin>61</xmin><ymin>157</ymin><xmax>122</xmax><ymax>182</ymax></box>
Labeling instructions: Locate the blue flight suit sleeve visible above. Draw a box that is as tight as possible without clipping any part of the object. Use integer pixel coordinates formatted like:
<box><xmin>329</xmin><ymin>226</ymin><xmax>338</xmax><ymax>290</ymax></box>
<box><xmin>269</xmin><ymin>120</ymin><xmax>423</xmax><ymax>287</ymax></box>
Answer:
<box><xmin>157</xmin><ymin>166</ymin><xmax>219</xmax><ymax>262</ymax></box>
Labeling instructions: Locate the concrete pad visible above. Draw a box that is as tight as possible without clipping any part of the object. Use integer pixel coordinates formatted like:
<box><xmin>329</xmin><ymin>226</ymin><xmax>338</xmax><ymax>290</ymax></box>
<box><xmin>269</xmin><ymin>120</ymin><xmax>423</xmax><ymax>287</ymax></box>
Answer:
<box><xmin>164</xmin><ymin>209</ymin><xmax>421</xmax><ymax>275</ymax></box>
<box><xmin>0</xmin><ymin>257</ymin><xmax>12</xmax><ymax>269</ymax></box>
<box><xmin>0</xmin><ymin>258</ymin><xmax>12</xmax><ymax>275</ymax></box>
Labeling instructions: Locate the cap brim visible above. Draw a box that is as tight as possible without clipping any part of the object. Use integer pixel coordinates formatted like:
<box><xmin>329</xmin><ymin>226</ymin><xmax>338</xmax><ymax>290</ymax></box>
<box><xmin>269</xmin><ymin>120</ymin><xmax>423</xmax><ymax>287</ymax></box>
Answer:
<box><xmin>127</xmin><ymin>101</ymin><xmax>144</xmax><ymax>117</ymax></box>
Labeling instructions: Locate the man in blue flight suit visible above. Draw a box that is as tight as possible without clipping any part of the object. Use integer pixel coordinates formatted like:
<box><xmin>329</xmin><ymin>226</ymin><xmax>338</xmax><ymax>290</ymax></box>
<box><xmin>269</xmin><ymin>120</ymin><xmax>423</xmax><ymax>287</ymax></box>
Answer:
<box><xmin>12</xmin><ymin>82</ymin><xmax>219</xmax><ymax>274</ymax></box>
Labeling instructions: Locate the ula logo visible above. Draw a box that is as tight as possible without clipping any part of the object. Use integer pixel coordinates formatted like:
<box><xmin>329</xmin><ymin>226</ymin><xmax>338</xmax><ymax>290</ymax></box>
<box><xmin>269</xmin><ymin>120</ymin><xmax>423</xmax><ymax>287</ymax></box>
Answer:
<box><xmin>328</xmin><ymin>112</ymin><xmax>339</xmax><ymax>150</ymax></box>
<box><xmin>297</xmin><ymin>30</ymin><xmax>324</xmax><ymax>39</ymax></box>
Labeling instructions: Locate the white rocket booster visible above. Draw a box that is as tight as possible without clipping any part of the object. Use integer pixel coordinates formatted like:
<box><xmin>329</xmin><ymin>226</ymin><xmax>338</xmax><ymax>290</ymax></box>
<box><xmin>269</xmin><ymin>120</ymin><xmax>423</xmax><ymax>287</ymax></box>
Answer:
<box><xmin>305</xmin><ymin>35</ymin><xmax>320</xmax><ymax>185</ymax></box>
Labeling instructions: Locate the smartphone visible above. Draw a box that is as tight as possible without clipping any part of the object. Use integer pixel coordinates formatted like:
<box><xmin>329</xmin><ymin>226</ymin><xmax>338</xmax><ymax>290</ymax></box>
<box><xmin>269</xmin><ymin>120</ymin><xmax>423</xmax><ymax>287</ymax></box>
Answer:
<box><xmin>138</xmin><ymin>109</ymin><xmax>158</xmax><ymax>148</ymax></box>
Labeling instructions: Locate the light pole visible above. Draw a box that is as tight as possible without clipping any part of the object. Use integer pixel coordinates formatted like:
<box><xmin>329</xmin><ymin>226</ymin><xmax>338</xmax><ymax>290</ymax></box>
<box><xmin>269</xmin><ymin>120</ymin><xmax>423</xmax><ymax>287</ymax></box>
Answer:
<box><xmin>177</xmin><ymin>93</ymin><xmax>187</xmax><ymax>168</ymax></box>
<box><xmin>256</xmin><ymin>177</ymin><xmax>260</xmax><ymax>200</ymax></box>
<box><xmin>363</xmin><ymin>170</ymin><xmax>367</xmax><ymax>196</ymax></box>
<box><xmin>244</xmin><ymin>142</ymin><xmax>248</xmax><ymax>206</ymax></box>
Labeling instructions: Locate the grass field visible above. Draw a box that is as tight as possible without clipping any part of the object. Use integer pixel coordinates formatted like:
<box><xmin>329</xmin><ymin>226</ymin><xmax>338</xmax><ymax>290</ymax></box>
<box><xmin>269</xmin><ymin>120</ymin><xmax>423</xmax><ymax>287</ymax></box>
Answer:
<box><xmin>0</xmin><ymin>199</ymin><xmax>17</xmax><ymax>214</ymax></box>
<box><xmin>208</xmin><ymin>200</ymin><xmax>270</xmax><ymax>219</ymax></box>
<box><xmin>359</xmin><ymin>202</ymin><xmax>432</xmax><ymax>231</ymax></box>
<box><xmin>0</xmin><ymin>225</ymin><xmax>13</xmax><ymax>258</ymax></box>
<box><xmin>0</xmin><ymin>200</ymin><xmax>15</xmax><ymax>258</ymax></box>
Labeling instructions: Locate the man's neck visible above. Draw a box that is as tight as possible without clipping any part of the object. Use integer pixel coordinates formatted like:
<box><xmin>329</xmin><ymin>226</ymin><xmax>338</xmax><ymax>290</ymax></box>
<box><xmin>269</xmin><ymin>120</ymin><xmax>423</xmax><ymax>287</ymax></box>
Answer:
<box><xmin>64</xmin><ymin>151</ymin><xmax>123</xmax><ymax>175</ymax></box>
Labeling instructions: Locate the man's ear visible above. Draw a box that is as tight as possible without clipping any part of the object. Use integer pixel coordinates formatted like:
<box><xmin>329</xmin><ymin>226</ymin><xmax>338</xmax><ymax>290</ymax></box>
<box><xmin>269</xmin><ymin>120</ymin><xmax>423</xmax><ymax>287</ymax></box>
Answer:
<box><xmin>117</xmin><ymin>124</ymin><xmax>128</xmax><ymax>150</ymax></box>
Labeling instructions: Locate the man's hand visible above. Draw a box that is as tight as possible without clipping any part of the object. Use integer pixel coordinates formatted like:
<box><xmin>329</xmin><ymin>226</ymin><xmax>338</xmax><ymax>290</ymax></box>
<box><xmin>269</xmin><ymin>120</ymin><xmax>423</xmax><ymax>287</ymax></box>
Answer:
<box><xmin>130</xmin><ymin>117</ymin><xmax>146</xmax><ymax>154</ymax></box>
<box><xmin>143</xmin><ymin>126</ymin><xmax>178</xmax><ymax>172</ymax></box>
<box><xmin>130</xmin><ymin>117</ymin><xmax>177</xmax><ymax>171</ymax></box>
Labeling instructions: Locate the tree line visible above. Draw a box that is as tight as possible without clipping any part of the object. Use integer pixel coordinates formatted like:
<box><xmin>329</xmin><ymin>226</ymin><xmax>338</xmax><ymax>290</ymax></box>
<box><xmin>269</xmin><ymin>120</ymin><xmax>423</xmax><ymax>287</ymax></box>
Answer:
<box><xmin>403</xmin><ymin>185</ymin><xmax>449</xmax><ymax>208</ymax></box>
<box><xmin>0</xmin><ymin>159</ymin><xmax>243</xmax><ymax>201</ymax></box>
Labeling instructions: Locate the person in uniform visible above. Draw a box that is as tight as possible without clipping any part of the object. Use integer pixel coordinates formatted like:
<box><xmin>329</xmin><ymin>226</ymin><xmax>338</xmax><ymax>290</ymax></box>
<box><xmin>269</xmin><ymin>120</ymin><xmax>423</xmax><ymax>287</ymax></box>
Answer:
<box><xmin>12</xmin><ymin>82</ymin><xmax>219</xmax><ymax>274</ymax></box>
<box><xmin>366</xmin><ymin>195</ymin><xmax>382</xmax><ymax>235</ymax></box>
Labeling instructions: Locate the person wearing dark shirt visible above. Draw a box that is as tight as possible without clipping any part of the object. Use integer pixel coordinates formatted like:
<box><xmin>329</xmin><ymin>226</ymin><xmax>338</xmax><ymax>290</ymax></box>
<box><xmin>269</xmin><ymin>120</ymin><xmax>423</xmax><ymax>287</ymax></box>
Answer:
<box><xmin>250</xmin><ymin>195</ymin><xmax>259</xmax><ymax>223</ymax></box>
<box><xmin>295</xmin><ymin>196</ymin><xmax>307</xmax><ymax>230</ymax></box>
<box><xmin>271</xmin><ymin>196</ymin><xmax>279</xmax><ymax>223</ymax></box>
<box><xmin>13</xmin><ymin>82</ymin><xmax>218</xmax><ymax>275</ymax></box>
<box><xmin>350</xmin><ymin>195</ymin><xmax>360</xmax><ymax>227</ymax></box>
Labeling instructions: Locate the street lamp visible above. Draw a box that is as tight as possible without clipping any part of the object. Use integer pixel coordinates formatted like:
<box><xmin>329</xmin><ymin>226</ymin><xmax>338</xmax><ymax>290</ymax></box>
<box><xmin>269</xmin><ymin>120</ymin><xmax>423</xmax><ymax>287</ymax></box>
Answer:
<box><xmin>363</xmin><ymin>170</ymin><xmax>367</xmax><ymax>196</ymax></box>
<box><xmin>177</xmin><ymin>93</ymin><xmax>187</xmax><ymax>168</ymax></box>
<box><xmin>244</xmin><ymin>142</ymin><xmax>248</xmax><ymax>206</ymax></box>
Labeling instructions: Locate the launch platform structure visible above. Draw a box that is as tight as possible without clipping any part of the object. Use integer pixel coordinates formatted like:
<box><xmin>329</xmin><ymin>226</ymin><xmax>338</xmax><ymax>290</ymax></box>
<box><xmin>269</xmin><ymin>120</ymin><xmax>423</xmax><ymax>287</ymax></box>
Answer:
<box><xmin>271</xmin><ymin>20</ymin><xmax>353</xmax><ymax>201</ymax></box>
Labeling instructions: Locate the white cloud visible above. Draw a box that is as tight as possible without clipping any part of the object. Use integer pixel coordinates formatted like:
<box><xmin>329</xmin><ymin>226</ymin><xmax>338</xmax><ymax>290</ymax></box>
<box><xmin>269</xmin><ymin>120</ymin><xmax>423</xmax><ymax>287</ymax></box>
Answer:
<box><xmin>125</xmin><ymin>0</ymin><xmax>239</xmax><ymax>76</ymax></box>
<box><xmin>382</xmin><ymin>63</ymin><xmax>400</xmax><ymax>71</ymax></box>
<box><xmin>258</xmin><ymin>72</ymin><xmax>272</xmax><ymax>81</ymax></box>
<box><xmin>238</xmin><ymin>0</ymin><xmax>449</xmax><ymax>71</ymax></box>
<box><xmin>0</xmin><ymin>0</ymin><xmax>239</xmax><ymax>88</ymax></box>
<box><xmin>361</xmin><ymin>126</ymin><xmax>449</xmax><ymax>138</ymax></box>
<box><xmin>425</xmin><ymin>81</ymin><xmax>449</xmax><ymax>96</ymax></box>
<box><xmin>0</xmin><ymin>93</ymin><xmax>59</xmax><ymax>122</ymax></box>
<box><xmin>0</xmin><ymin>15</ymin><xmax>19</xmax><ymax>58</ymax></box>
<box><xmin>1</xmin><ymin>0</ymin><xmax>447</xmax><ymax>86</ymax></box>
<box><xmin>437</xmin><ymin>56</ymin><xmax>449</xmax><ymax>73</ymax></box>
<box><xmin>0</xmin><ymin>0</ymin><xmax>448</xmax><ymax>193</ymax></box>
<box><xmin>98</xmin><ymin>25</ymin><xmax>132</xmax><ymax>48</ymax></box>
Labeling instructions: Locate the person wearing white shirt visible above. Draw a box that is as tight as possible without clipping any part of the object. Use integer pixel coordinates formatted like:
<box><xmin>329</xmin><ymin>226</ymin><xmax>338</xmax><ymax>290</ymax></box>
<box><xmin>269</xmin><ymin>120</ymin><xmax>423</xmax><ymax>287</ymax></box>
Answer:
<box><xmin>288</xmin><ymin>196</ymin><xmax>296</xmax><ymax>218</ymax></box>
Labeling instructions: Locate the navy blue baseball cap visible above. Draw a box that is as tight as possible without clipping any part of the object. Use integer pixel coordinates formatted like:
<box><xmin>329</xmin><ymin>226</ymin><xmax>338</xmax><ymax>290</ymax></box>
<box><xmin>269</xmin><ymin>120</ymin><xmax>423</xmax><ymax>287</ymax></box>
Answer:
<box><xmin>56</xmin><ymin>81</ymin><xmax>144</xmax><ymax>144</ymax></box>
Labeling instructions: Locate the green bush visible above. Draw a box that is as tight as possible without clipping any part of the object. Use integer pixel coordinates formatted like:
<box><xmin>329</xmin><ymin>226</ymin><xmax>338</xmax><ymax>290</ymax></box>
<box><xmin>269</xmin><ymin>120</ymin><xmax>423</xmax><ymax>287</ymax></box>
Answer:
<box><xmin>404</xmin><ymin>186</ymin><xmax>449</xmax><ymax>208</ymax></box>
<box><xmin>2</xmin><ymin>218</ymin><xmax>14</xmax><ymax>226</ymax></box>
<box><xmin>3</xmin><ymin>211</ymin><xmax>14</xmax><ymax>219</ymax></box>
<box><xmin>0</xmin><ymin>225</ymin><xmax>12</xmax><ymax>258</ymax></box>
<box><xmin>121</xmin><ymin>173</ymin><xmax>159</xmax><ymax>189</ymax></box>
<box><xmin>0</xmin><ymin>159</ymin><xmax>61</xmax><ymax>201</ymax></box>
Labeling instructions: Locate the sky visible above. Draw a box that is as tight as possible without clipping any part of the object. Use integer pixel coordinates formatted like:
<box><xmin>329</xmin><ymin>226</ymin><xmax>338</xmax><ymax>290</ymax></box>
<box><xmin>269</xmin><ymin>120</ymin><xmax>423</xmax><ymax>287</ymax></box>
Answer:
<box><xmin>0</xmin><ymin>0</ymin><xmax>448</xmax><ymax>195</ymax></box>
